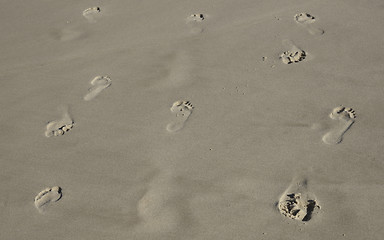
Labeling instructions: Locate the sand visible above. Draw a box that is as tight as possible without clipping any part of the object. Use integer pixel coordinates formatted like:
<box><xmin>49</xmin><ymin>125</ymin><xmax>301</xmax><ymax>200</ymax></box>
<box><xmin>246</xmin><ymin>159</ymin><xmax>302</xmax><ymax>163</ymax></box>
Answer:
<box><xmin>1</xmin><ymin>0</ymin><xmax>384</xmax><ymax>239</ymax></box>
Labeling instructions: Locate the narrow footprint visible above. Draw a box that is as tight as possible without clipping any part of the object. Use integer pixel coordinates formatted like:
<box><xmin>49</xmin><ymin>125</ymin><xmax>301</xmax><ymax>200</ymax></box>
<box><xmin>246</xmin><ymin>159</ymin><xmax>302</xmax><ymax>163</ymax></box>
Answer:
<box><xmin>186</xmin><ymin>13</ymin><xmax>206</xmax><ymax>34</ymax></box>
<box><xmin>322</xmin><ymin>106</ymin><xmax>356</xmax><ymax>145</ymax></box>
<box><xmin>83</xmin><ymin>76</ymin><xmax>112</xmax><ymax>101</ymax></box>
<box><xmin>45</xmin><ymin>107</ymin><xmax>74</xmax><ymax>137</ymax></box>
<box><xmin>280</xmin><ymin>40</ymin><xmax>307</xmax><ymax>64</ymax></box>
<box><xmin>83</xmin><ymin>7</ymin><xmax>101</xmax><ymax>23</ymax></box>
<box><xmin>34</xmin><ymin>186</ymin><xmax>62</xmax><ymax>213</ymax></box>
<box><xmin>294</xmin><ymin>13</ymin><xmax>324</xmax><ymax>36</ymax></box>
<box><xmin>277</xmin><ymin>177</ymin><xmax>320</xmax><ymax>221</ymax></box>
<box><xmin>166</xmin><ymin>100</ymin><xmax>194</xmax><ymax>132</ymax></box>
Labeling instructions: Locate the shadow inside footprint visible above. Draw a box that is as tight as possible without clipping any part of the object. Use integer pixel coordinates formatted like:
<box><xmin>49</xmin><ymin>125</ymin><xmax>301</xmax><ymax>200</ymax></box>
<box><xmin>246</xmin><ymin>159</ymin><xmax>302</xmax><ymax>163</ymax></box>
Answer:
<box><xmin>277</xmin><ymin>177</ymin><xmax>320</xmax><ymax>222</ymax></box>
<box><xmin>280</xmin><ymin>40</ymin><xmax>307</xmax><ymax>64</ymax></box>
<box><xmin>322</xmin><ymin>106</ymin><xmax>356</xmax><ymax>145</ymax></box>
<box><xmin>34</xmin><ymin>186</ymin><xmax>62</xmax><ymax>213</ymax></box>
<box><xmin>166</xmin><ymin>100</ymin><xmax>194</xmax><ymax>132</ymax></box>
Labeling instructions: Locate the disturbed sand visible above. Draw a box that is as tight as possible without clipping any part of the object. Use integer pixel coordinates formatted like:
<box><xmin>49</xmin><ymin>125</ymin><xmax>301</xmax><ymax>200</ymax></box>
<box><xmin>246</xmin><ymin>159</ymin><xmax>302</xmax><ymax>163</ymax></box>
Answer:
<box><xmin>1</xmin><ymin>0</ymin><xmax>384</xmax><ymax>239</ymax></box>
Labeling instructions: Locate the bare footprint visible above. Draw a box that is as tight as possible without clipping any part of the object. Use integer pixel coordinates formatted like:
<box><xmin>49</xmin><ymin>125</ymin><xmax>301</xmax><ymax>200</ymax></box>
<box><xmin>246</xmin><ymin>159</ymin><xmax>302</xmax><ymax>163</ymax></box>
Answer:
<box><xmin>186</xmin><ymin>14</ymin><xmax>206</xmax><ymax>34</ymax></box>
<box><xmin>280</xmin><ymin>40</ymin><xmax>307</xmax><ymax>64</ymax></box>
<box><xmin>34</xmin><ymin>186</ymin><xmax>62</xmax><ymax>213</ymax></box>
<box><xmin>83</xmin><ymin>76</ymin><xmax>112</xmax><ymax>101</ymax></box>
<box><xmin>166</xmin><ymin>100</ymin><xmax>194</xmax><ymax>132</ymax></box>
<box><xmin>83</xmin><ymin>7</ymin><xmax>101</xmax><ymax>23</ymax></box>
<box><xmin>294</xmin><ymin>13</ymin><xmax>324</xmax><ymax>36</ymax></box>
<box><xmin>322</xmin><ymin>106</ymin><xmax>356</xmax><ymax>145</ymax></box>
<box><xmin>277</xmin><ymin>177</ymin><xmax>320</xmax><ymax>221</ymax></box>
<box><xmin>45</xmin><ymin>107</ymin><xmax>74</xmax><ymax>137</ymax></box>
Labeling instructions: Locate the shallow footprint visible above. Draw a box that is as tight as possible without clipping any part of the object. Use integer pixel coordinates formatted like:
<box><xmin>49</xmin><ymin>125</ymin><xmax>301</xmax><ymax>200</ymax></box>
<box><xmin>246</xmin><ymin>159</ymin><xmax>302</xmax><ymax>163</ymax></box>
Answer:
<box><xmin>280</xmin><ymin>40</ymin><xmax>307</xmax><ymax>64</ymax></box>
<box><xmin>166</xmin><ymin>100</ymin><xmax>194</xmax><ymax>132</ymax></box>
<box><xmin>45</xmin><ymin>107</ymin><xmax>74</xmax><ymax>137</ymax></box>
<box><xmin>34</xmin><ymin>186</ymin><xmax>62</xmax><ymax>213</ymax></box>
<box><xmin>83</xmin><ymin>76</ymin><xmax>112</xmax><ymax>101</ymax></box>
<box><xmin>322</xmin><ymin>106</ymin><xmax>356</xmax><ymax>145</ymax></box>
<box><xmin>186</xmin><ymin>13</ymin><xmax>206</xmax><ymax>34</ymax></box>
<box><xmin>294</xmin><ymin>13</ymin><xmax>324</xmax><ymax>36</ymax></box>
<box><xmin>83</xmin><ymin>7</ymin><xmax>101</xmax><ymax>23</ymax></box>
<box><xmin>277</xmin><ymin>177</ymin><xmax>320</xmax><ymax>221</ymax></box>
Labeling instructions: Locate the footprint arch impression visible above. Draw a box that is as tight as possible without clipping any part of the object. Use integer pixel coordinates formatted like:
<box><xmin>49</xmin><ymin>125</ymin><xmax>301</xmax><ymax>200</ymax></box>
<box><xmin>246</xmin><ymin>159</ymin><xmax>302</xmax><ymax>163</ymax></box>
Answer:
<box><xmin>277</xmin><ymin>177</ymin><xmax>320</xmax><ymax>222</ymax></box>
<box><xmin>322</xmin><ymin>106</ymin><xmax>356</xmax><ymax>145</ymax></box>
<box><xmin>84</xmin><ymin>76</ymin><xmax>112</xmax><ymax>101</ymax></box>
<box><xmin>34</xmin><ymin>186</ymin><xmax>62</xmax><ymax>213</ymax></box>
<box><xmin>294</xmin><ymin>13</ymin><xmax>324</xmax><ymax>36</ymax></box>
<box><xmin>166</xmin><ymin>100</ymin><xmax>194</xmax><ymax>132</ymax></box>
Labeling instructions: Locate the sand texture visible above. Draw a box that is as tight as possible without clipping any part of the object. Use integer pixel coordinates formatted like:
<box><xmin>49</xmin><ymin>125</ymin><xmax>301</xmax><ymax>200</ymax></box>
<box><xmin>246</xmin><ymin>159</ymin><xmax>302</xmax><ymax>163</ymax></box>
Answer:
<box><xmin>1</xmin><ymin>0</ymin><xmax>384</xmax><ymax>239</ymax></box>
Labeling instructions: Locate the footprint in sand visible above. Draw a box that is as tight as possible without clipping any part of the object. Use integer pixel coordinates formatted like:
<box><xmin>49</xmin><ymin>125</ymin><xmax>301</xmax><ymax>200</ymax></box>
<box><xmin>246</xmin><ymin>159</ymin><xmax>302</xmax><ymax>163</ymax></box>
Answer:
<box><xmin>166</xmin><ymin>100</ymin><xmax>194</xmax><ymax>132</ymax></box>
<box><xmin>294</xmin><ymin>13</ymin><xmax>324</xmax><ymax>36</ymax></box>
<box><xmin>277</xmin><ymin>177</ymin><xmax>320</xmax><ymax>222</ymax></box>
<box><xmin>34</xmin><ymin>186</ymin><xmax>62</xmax><ymax>213</ymax></box>
<box><xmin>45</xmin><ymin>108</ymin><xmax>74</xmax><ymax>137</ymax></box>
<box><xmin>83</xmin><ymin>76</ymin><xmax>112</xmax><ymax>101</ymax></box>
<box><xmin>83</xmin><ymin>7</ymin><xmax>101</xmax><ymax>23</ymax></box>
<box><xmin>322</xmin><ymin>106</ymin><xmax>356</xmax><ymax>145</ymax></box>
<box><xmin>186</xmin><ymin>13</ymin><xmax>206</xmax><ymax>34</ymax></box>
<box><xmin>280</xmin><ymin>40</ymin><xmax>307</xmax><ymax>64</ymax></box>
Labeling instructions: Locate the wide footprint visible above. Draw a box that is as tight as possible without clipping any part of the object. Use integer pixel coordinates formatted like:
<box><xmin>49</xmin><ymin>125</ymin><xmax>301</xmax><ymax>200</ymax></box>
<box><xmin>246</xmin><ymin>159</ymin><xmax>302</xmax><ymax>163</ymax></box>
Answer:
<box><xmin>277</xmin><ymin>177</ymin><xmax>320</xmax><ymax>221</ymax></box>
<box><xmin>166</xmin><ymin>100</ymin><xmax>194</xmax><ymax>132</ymax></box>
<box><xmin>34</xmin><ymin>186</ymin><xmax>62</xmax><ymax>212</ymax></box>
<box><xmin>45</xmin><ymin>108</ymin><xmax>74</xmax><ymax>137</ymax></box>
<box><xmin>322</xmin><ymin>106</ymin><xmax>356</xmax><ymax>145</ymax></box>
<box><xmin>83</xmin><ymin>76</ymin><xmax>112</xmax><ymax>101</ymax></box>
<box><xmin>294</xmin><ymin>13</ymin><xmax>324</xmax><ymax>36</ymax></box>
<box><xmin>280</xmin><ymin>40</ymin><xmax>307</xmax><ymax>64</ymax></box>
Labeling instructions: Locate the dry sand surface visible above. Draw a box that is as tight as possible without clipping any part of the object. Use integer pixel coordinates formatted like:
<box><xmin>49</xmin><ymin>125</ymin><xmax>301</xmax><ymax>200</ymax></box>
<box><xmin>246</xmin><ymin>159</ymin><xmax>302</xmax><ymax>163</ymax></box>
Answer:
<box><xmin>1</xmin><ymin>0</ymin><xmax>384</xmax><ymax>239</ymax></box>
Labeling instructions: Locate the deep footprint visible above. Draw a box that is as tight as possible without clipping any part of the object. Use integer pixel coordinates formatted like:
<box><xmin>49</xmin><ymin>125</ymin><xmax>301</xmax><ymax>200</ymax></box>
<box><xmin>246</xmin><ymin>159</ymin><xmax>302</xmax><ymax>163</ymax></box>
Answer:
<box><xmin>322</xmin><ymin>106</ymin><xmax>356</xmax><ymax>145</ymax></box>
<box><xmin>83</xmin><ymin>76</ymin><xmax>112</xmax><ymax>101</ymax></box>
<box><xmin>166</xmin><ymin>100</ymin><xmax>194</xmax><ymax>132</ymax></box>
<box><xmin>277</xmin><ymin>177</ymin><xmax>320</xmax><ymax>221</ymax></box>
<box><xmin>83</xmin><ymin>7</ymin><xmax>101</xmax><ymax>23</ymax></box>
<box><xmin>294</xmin><ymin>13</ymin><xmax>324</xmax><ymax>36</ymax></box>
<box><xmin>280</xmin><ymin>40</ymin><xmax>307</xmax><ymax>64</ymax></box>
<box><xmin>34</xmin><ymin>186</ymin><xmax>62</xmax><ymax>212</ymax></box>
<box><xmin>45</xmin><ymin>108</ymin><xmax>74</xmax><ymax>137</ymax></box>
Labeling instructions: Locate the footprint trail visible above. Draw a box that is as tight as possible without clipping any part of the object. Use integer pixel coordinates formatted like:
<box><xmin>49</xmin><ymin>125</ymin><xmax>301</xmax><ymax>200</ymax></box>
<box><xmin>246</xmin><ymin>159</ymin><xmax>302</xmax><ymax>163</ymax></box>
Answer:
<box><xmin>166</xmin><ymin>100</ymin><xmax>194</xmax><ymax>132</ymax></box>
<box><xmin>322</xmin><ymin>106</ymin><xmax>356</xmax><ymax>145</ymax></box>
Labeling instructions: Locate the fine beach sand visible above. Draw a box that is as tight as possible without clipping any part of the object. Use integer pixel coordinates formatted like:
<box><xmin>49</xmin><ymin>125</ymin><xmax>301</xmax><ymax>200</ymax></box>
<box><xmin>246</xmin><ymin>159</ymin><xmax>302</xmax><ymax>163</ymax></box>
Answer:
<box><xmin>1</xmin><ymin>0</ymin><xmax>384</xmax><ymax>239</ymax></box>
